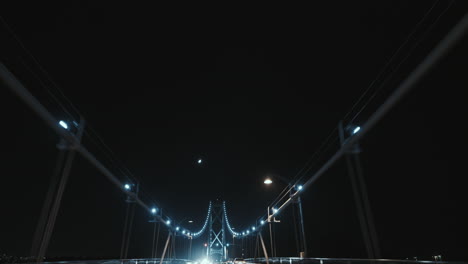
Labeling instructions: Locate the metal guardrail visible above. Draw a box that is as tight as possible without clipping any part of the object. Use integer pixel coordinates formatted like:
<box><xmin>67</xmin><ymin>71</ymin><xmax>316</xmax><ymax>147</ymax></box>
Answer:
<box><xmin>243</xmin><ymin>258</ymin><xmax>468</xmax><ymax>264</ymax></box>
<box><xmin>17</xmin><ymin>258</ymin><xmax>191</xmax><ymax>264</ymax></box>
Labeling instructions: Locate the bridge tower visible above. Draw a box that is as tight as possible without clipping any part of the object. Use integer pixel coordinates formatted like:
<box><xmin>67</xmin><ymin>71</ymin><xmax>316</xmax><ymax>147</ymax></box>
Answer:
<box><xmin>208</xmin><ymin>200</ymin><xmax>226</xmax><ymax>261</ymax></box>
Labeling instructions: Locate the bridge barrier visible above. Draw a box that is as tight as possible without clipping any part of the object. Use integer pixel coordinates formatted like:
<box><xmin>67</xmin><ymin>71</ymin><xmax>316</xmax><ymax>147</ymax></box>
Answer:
<box><xmin>243</xmin><ymin>258</ymin><xmax>468</xmax><ymax>264</ymax></box>
<box><xmin>23</xmin><ymin>258</ymin><xmax>192</xmax><ymax>264</ymax></box>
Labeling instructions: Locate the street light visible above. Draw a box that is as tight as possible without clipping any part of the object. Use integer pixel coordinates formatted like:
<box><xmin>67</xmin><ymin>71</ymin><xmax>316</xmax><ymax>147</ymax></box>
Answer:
<box><xmin>124</xmin><ymin>184</ymin><xmax>131</xmax><ymax>190</ymax></box>
<box><xmin>151</xmin><ymin>207</ymin><xmax>157</xmax><ymax>214</ymax></box>
<box><xmin>263</xmin><ymin>174</ymin><xmax>307</xmax><ymax>258</ymax></box>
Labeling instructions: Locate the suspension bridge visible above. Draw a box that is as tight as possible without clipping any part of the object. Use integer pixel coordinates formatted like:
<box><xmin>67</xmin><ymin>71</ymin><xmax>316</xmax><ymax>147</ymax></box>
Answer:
<box><xmin>1</xmin><ymin>8</ymin><xmax>468</xmax><ymax>264</ymax></box>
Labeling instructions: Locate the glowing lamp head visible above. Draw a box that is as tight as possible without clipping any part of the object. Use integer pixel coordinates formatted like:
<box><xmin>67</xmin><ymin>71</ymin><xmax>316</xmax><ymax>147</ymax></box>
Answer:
<box><xmin>252</xmin><ymin>226</ymin><xmax>256</xmax><ymax>231</ymax></box>
<box><xmin>176</xmin><ymin>226</ymin><xmax>180</xmax><ymax>231</ymax></box>
<box><xmin>260</xmin><ymin>220</ymin><xmax>265</xmax><ymax>225</ymax></box>
<box><xmin>297</xmin><ymin>185</ymin><xmax>303</xmax><ymax>191</ymax></box>
<box><xmin>166</xmin><ymin>220</ymin><xmax>171</xmax><ymax>225</ymax></box>
<box><xmin>353</xmin><ymin>126</ymin><xmax>361</xmax><ymax>134</ymax></box>
<box><xmin>264</xmin><ymin>178</ymin><xmax>273</xmax><ymax>185</ymax></box>
<box><xmin>272</xmin><ymin>208</ymin><xmax>278</xmax><ymax>214</ymax></box>
<box><xmin>124</xmin><ymin>184</ymin><xmax>131</xmax><ymax>190</ymax></box>
<box><xmin>182</xmin><ymin>230</ymin><xmax>186</xmax><ymax>234</ymax></box>
<box><xmin>151</xmin><ymin>208</ymin><xmax>157</xmax><ymax>214</ymax></box>
<box><xmin>59</xmin><ymin>120</ymin><xmax>68</xmax><ymax>129</ymax></box>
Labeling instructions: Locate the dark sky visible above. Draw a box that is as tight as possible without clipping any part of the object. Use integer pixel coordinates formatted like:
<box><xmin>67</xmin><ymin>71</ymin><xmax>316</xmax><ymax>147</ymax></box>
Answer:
<box><xmin>1</xmin><ymin>0</ymin><xmax>468</xmax><ymax>261</ymax></box>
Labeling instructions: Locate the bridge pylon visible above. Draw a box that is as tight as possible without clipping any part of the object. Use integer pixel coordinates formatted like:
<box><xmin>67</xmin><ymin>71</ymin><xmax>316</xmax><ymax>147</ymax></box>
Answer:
<box><xmin>208</xmin><ymin>200</ymin><xmax>226</xmax><ymax>261</ymax></box>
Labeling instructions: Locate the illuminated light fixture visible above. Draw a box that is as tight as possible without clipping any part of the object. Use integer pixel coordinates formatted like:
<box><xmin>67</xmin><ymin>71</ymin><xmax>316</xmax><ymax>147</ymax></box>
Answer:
<box><xmin>182</xmin><ymin>230</ymin><xmax>186</xmax><ymax>234</ymax></box>
<box><xmin>151</xmin><ymin>208</ymin><xmax>157</xmax><ymax>214</ymax></box>
<box><xmin>176</xmin><ymin>226</ymin><xmax>180</xmax><ymax>231</ymax></box>
<box><xmin>242</xmin><ymin>232</ymin><xmax>245</xmax><ymax>235</ymax></box>
<box><xmin>353</xmin><ymin>126</ymin><xmax>361</xmax><ymax>134</ymax></box>
<box><xmin>272</xmin><ymin>208</ymin><xmax>278</xmax><ymax>214</ymax></box>
<box><xmin>227</xmin><ymin>243</ymin><xmax>230</xmax><ymax>247</ymax></box>
<box><xmin>260</xmin><ymin>220</ymin><xmax>265</xmax><ymax>225</ymax></box>
<box><xmin>297</xmin><ymin>185</ymin><xmax>303</xmax><ymax>191</ymax></box>
<box><xmin>59</xmin><ymin>120</ymin><xmax>68</xmax><ymax>129</ymax></box>
<box><xmin>216</xmin><ymin>243</ymin><xmax>219</xmax><ymax>246</ymax></box>
<box><xmin>246</xmin><ymin>230</ymin><xmax>250</xmax><ymax>234</ymax></box>
<box><xmin>124</xmin><ymin>184</ymin><xmax>131</xmax><ymax>190</ymax></box>
<box><xmin>166</xmin><ymin>220</ymin><xmax>171</xmax><ymax>225</ymax></box>
<box><xmin>187</xmin><ymin>232</ymin><xmax>191</xmax><ymax>236</ymax></box>
<box><xmin>252</xmin><ymin>226</ymin><xmax>256</xmax><ymax>231</ymax></box>
<box><xmin>264</xmin><ymin>178</ymin><xmax>273</xmax><ymax>185</ymax></box>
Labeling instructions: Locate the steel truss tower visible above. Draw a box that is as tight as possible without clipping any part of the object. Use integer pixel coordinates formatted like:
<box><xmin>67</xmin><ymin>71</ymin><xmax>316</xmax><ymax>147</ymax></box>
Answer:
<box><xmin>209</xmin><ymin>200</ymin><xmax>226</xmax><ymax>261</ymax></box>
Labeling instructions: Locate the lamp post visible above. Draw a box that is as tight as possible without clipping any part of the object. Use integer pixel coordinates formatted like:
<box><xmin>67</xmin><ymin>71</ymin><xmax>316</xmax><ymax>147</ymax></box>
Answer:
<box><xmin>264</xmin><ymin>174</ymin><xmax>307</xmax><ymax>258</ymax></box>
<box><xmin>149</xmin><ymin>207</ymin><xmax>161</xmax><ymax>260</ymax></box>
<box><xmin>338</xmin><ymin>121</ymin><xmax>380</xmax><ymax>259</ymax></box>
<box><xmin>33</xmin><ymin>118</ymin><xmax>85</xmax><ymax>263</ymax></box>
<box><xmin>173</xmin><ymin>218</ymin><xmax>193</xmax><ymax>259</ymax></box>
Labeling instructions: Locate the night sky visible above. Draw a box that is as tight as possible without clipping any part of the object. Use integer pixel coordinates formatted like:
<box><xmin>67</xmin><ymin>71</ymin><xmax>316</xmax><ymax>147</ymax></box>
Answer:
<box><xmin>1</xmin><ymin>1</ymin><xmax>468</xmax><ymax>261</ymax></box>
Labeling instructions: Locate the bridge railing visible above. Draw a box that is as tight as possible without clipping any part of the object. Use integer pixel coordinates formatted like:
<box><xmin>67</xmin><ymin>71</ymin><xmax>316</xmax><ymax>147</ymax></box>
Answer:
<box><xmin>244</xmin><ymin>258</ymin><xmax>468</xmax><ymax>264</ymax></box>
<box><xmin>23</xmin><ymin>258</ymin><xmax>192</xmax><ymax>264</ymax></box>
